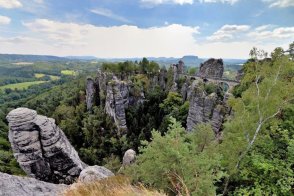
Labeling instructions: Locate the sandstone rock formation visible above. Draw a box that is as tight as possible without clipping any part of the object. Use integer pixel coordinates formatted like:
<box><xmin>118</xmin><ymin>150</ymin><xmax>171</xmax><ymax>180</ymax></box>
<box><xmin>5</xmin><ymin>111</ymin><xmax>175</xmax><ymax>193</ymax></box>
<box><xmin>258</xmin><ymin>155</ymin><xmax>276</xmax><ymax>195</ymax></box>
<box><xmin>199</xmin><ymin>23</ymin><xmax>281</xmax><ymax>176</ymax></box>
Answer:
<box><xmin>186</xmin><ymin>82</ymin><xmax>228</xmax><ymax>133</ymax></box>
<box><xmin>0</xmin><ymin>172</ymin><xmax>67</xmax><ymax>196</ymax></box>
<box><xmin>122</xmin><ymin>149</ymin><xmax>136</xmax><ymax>166</ymax></box>
<box><xmin>6</xmin><ymin>108</ymin><xmax>87</xmax><ymax>184</ymax></box>
<box><xmin>86</xmin><ymin>77</ymin><xmax>98</xmax><ymax>111</ymax></box>
<box><xmin>78</xmin><ymin>166</ymin><xmax>114</xmax><ymax>183</ymax></box>
<box><xmin>198</xmin><ymin>58</ymin><xmax>224</xmax><ymax>79</ymax></box>
<box><xmin>105</xmin><ymin>78</ymin><xmax>129</xmax><ymax>131</ymax></box>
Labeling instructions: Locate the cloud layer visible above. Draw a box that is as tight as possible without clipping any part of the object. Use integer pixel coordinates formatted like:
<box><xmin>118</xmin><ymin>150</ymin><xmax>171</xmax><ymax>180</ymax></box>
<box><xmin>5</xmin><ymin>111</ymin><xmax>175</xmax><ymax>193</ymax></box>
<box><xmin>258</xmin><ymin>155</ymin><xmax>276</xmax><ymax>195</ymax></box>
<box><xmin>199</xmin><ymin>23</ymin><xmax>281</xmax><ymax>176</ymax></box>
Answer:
<box><xmin>0</xmin><ymin>0</ymin><xmax>22</xmax><ymax>9</ymax></box>
<box><xmin>1</xmin><ymin>18</ymin><xmax>292</xmax><ymax>59</ymax></box>
<box><xmin>0</xmin><ymin>15</ymin><xmax>11</xmax><ymax>25</ymax></box>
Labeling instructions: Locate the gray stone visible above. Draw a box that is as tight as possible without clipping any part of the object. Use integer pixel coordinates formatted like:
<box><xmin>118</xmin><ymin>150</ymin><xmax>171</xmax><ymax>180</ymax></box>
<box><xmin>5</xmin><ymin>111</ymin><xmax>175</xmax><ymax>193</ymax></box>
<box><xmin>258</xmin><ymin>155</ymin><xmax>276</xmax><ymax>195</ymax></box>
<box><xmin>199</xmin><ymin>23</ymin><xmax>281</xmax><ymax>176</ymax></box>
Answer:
<box><xmin>198</xmin><ymin>58</ymin><xmax>224</xmax><ymax>79</ymax></box>
<box><xmin>0</xmin><ymin>172</ymin><xmax>68</xmax><ymax>196</ymax></box>
<box><xmin>186</xmin><ymin>82</ymin><xmax>228</xmax><ymax>133</ymax></box>
<box><xmin>86</xmin><ymin>77</ymin><xmax>97</xmax><ymax>111</ymax></box>
<box><xmin>105</xmin><ymin>78</ymin><xmax>128</xmax><ymax>131</ymax></box>
<box><xmin>122</xmin><ymin>149</ymin><xmax>136</xmax><ymax>166</ymax></box>
<box><xmin>6</xmin><ymin>108</ymin><xmax>87</xmax><ymax>184</ymax></box>
<box><xmin>78</xmin><ymin>166</ymin><xmax>114</xmax><ymax>183</ymax></box>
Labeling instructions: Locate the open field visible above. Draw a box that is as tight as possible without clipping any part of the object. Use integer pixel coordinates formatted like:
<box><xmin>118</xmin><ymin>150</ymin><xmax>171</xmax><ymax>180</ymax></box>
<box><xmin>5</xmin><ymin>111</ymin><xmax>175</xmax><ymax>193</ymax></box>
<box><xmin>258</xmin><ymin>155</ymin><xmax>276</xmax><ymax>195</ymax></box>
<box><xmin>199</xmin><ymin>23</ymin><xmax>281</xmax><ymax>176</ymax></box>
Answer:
<box><xmin>61</xmin><ymin>70</ymin><xmax>77</xmax><ymax>76</ymax></box>
<box><xmin>0</xmin><ymin>81</ymin><xmax>46</xmax><ymax>91</ymax></box>
<box><xmin>34</xmin><ymin>73</ymin><xmax>60</xmax><ymax>80</ymax></box>
<box><xmin>34</xmin><ymin>73</ymin><xmax>45</xmax><ymax>78</ymax></box>
<box><xmin>49</xmin><ymin>75</ymin><xmax>60</xmax><ymax>80</ymax></box>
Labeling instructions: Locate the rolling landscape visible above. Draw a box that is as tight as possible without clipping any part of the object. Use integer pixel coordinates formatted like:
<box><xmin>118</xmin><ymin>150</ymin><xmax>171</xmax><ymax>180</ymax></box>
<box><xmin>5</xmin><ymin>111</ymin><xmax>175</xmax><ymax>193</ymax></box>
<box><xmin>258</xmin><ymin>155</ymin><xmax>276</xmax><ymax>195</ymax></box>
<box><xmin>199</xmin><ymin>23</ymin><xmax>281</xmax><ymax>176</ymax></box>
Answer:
<box><xmin>0</xmin><ymin>0</ymin><xmax>293</xmax><ymax>196</ymax></box>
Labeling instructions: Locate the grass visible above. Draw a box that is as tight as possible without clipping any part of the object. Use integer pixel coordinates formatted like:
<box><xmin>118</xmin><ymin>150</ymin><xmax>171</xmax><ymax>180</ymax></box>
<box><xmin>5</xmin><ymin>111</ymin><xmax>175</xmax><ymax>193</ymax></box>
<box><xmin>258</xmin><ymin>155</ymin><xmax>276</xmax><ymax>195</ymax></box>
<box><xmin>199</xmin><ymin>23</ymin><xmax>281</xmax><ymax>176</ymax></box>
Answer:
<box><xmin>61</xmin><ymin>70</ymin><xmax>77</xmax><ymax>76</ymax></box>
<box><xmin>49</xmin><ymin>75</ymin><xmax>60</xmax><ymax>80</ymax></box>
<box><xmin>35</xmin><ymin>73</ymin><xmax>60</xmax><ymax>80</ymax></box>
<box><xmin>0</xmin><ymin>81</ymin><xmax>46</xmax><ymax>91</ymax></box>
<box><xmin>63</xmin><ymin>176</ymin><xmax>166</xmax><ymax>196</ymax></box>
<box><xmin>34</xmin><ymin>73</ymin><xmax>45</xmax><ymax>78</ymax></box>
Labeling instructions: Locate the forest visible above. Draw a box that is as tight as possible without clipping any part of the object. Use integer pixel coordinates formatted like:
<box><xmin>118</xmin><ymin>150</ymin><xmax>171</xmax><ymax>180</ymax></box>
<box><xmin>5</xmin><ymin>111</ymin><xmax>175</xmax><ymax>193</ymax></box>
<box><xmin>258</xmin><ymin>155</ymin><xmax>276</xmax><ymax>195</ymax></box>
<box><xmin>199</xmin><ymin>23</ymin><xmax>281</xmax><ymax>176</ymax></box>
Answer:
<box><xmin>0</xmin><ymin>43</ymin><xmax>293</xmax><ymax>195</ymax></box>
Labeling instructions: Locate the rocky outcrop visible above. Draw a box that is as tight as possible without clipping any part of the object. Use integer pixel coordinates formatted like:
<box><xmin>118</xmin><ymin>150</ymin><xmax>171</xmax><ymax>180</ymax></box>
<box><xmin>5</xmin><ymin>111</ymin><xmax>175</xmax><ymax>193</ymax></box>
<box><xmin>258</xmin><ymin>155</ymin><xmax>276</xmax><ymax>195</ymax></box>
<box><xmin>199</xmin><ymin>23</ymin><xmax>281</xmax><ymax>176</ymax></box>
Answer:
<box><xmin>181</xmin><ymin>79</ymin><xmax>190</xmax><ymax>101</ymax></box>
<box><xmin>6</xmin><ymin>108</ymin><xmax>87</xmax><ymax>184</ymax></box>
<box><xmin>78</xmin><ymin>166</ymin><xmax>114</xmax><ymax>183</ymax></box>
<box><xmin>0</xmin><ymin>172</ymin><xmax>67</xmax><ymax>196</ymax></box>
<box><xmin>198</xmin><ymin>58</ymin><xmax>224</xmax><ymax>79</ymax></box>
<box><xmin>105</xmin><ymin>78</ymin><xmax>129</xmax><ymax>132</ymax></box>
<box><xmin>186</xmin><ymin>82</ymin><xmax>228</xmax><ymax>133</ymax></box>
<box><xmin>86</xmin><ymin>77</ymin><xmax>98</xmax><ymax>111</ymax></box>
<box><xmin>122</xmin><ymin>149</ymin><xmax>136</xmax><ymax>166</ymax></box>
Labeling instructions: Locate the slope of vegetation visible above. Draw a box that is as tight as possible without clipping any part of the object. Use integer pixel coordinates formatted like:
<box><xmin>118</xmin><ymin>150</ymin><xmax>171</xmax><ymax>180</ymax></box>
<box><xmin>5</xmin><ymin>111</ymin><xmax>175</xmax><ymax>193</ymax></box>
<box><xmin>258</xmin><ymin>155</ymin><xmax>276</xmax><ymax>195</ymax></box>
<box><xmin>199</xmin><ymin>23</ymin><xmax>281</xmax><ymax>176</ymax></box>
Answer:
<box><xmin>0</xmin><ymin>43</ymin><xmax>293</xmax><ymax>195</ymax></box>
<box><xmin>0</xmin><ymin>81</ymin><xmax>46</xmax><ymax>91</ymax></box>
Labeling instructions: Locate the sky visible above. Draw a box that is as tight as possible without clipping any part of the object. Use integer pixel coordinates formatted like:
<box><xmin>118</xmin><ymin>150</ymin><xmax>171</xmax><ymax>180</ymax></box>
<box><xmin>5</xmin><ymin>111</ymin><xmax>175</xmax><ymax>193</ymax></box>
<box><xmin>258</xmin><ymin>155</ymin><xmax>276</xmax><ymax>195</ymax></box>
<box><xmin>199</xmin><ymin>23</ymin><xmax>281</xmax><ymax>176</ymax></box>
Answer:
<box><xmin>0</xmin><ymin>0</ymin><xmax>293</xmax><ymax>59</ymax></box>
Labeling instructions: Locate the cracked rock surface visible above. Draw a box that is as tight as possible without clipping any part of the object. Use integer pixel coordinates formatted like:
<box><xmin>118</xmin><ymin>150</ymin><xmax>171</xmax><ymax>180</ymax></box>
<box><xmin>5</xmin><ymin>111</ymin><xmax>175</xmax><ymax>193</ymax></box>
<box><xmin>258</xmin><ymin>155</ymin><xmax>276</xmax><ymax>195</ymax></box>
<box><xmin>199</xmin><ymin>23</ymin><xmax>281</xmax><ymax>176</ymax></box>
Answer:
<box><xmin>6</xmin><ymin>108</ymin><xmax>87</xmax><ymax>184</ymax></box>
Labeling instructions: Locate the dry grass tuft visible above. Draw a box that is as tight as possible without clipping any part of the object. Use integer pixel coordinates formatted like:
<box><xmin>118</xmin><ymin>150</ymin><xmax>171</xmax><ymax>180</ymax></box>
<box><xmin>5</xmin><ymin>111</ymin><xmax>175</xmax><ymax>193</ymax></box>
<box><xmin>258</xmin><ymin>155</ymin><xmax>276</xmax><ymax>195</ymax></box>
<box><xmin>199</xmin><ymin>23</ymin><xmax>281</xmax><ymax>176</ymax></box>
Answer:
<box><xmin>63</xmin><ymin>175</ymin><xmax>166</xmax><ymax>196</ymax></box>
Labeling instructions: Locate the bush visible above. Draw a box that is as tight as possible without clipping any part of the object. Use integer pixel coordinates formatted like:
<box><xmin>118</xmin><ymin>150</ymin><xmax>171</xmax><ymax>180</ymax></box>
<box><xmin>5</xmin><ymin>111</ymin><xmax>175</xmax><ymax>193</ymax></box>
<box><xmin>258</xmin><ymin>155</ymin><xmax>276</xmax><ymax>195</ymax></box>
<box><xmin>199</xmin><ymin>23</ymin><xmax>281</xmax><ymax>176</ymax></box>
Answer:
<box><xmin>125</xmin><ymin>118</ymin><xmax>225</xmax><ymax>195</ymax></box>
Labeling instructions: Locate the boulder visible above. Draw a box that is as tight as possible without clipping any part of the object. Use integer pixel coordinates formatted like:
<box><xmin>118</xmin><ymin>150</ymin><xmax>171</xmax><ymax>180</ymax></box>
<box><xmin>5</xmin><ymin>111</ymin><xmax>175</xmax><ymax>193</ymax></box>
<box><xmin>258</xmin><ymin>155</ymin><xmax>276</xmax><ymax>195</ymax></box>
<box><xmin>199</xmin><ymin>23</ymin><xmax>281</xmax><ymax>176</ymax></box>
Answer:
<box><xmin>0</xmin><ymin>172</ymin><xmax>67</xmax><ymax>196</ymax></box>
<box><xmin>198</xmin><ymin>58</ymin><xmax>224</xmax><ymax>79</ymax></box>
<box><xmin>6</xmin><ymin>108</ymin><xmax>87</xmax><ymax>184</ymax></box>
<box><xmin>78</xmin><ymin>166</ymin><xmax>114</xmax><ymax>183</ymax></box>
<box><xmin>122</xmin><ymin>149</ymin><xmax>136</xmax><ymax>166</ymax></box>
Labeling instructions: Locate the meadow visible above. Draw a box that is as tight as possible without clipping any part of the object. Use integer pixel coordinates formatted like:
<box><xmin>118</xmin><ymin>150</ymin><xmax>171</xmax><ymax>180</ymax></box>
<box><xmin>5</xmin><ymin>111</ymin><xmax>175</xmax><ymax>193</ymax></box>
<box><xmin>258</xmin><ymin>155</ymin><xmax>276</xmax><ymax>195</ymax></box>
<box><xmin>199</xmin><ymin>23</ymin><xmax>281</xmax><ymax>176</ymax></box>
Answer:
<box><xmin>0</xmin><ymin>81</ymin><xmax>46</xmax><ymax>91</ymax></box>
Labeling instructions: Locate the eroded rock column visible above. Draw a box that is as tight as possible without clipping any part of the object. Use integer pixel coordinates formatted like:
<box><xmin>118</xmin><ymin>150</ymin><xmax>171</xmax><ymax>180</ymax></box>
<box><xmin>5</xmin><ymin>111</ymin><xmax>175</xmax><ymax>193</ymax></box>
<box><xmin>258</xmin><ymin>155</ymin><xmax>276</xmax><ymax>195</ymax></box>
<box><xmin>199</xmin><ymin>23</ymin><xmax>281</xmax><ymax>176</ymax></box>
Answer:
<box><xmin>7</xmin><ymin>108</ymin><xmax>87</xmax><ymax>184</ymax></box>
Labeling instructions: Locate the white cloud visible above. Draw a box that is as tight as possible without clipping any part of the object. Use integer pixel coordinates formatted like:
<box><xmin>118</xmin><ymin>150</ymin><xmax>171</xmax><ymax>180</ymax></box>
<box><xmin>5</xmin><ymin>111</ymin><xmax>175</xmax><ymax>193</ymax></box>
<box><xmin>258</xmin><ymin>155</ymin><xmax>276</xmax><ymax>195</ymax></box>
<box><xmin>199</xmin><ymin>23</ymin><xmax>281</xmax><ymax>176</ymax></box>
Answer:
<box><xmin>0</xmin><ymin>0</ymin><xmax>22</xmax><ymax>9</ymax></box>
<box><xmin>207</xmin><ymin>25</ymin><xmax>250</xmax><ymax>41</ymax></box>
<box><xmin>200</xmin><ymin>0</ymin><xmax>239</xmax><ymax>4</ymax></box>
<box><xmin>248</xmin><ymin>26</ymin><xmax>294</xmax><ymax>41</ymax></box>
<box><xmin>90</xmin><ymin>8</ymin><xmax>131</xmax><ymax>23</ymax></box>
<box><xmin>263</xmin><ymin>0</ymin><xmax>294</xmax><ymax>8</ymax></box>
<box><xmin>140</xmin><ymin>0</ymin><xmax>239</xmax><ymax>5</ymax></box>
<box><xmin>1</xmin><ymin>19</ymin><xmax>292</xmax><ymax>59</ymax></box>
<box><xmin>20</xmin><ymin>19</ymin><xmax>200</xmax><ymax>57</ymax></box>
<box><xmin>141</xmin><ymin>0</ymin><xmax>193</xmax><ymax>5</ymax></box>
<box><xmin>0</xmin><ymin>15</ymin><xmax>11</xmax><ymax>25</ymax></box>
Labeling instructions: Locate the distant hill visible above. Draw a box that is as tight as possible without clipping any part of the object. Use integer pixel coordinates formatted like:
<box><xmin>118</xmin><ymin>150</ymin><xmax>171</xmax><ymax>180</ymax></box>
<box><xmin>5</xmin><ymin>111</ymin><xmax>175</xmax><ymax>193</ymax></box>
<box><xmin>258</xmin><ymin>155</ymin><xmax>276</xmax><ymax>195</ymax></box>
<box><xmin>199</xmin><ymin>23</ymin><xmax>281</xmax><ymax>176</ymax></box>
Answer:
<box><xmin>180</xmin><ymin>55</ymin><xmax>202</xmax><ymax>67</ymax></box>
<box><xmin>0</xmin><ymin>54</ymin><xmax>68</xmax><ymax>62</ymax></box>
<box><xmin>65</xmin><ymin>56</ymin><xmax>98</xmax><ymax>60</ymax></box>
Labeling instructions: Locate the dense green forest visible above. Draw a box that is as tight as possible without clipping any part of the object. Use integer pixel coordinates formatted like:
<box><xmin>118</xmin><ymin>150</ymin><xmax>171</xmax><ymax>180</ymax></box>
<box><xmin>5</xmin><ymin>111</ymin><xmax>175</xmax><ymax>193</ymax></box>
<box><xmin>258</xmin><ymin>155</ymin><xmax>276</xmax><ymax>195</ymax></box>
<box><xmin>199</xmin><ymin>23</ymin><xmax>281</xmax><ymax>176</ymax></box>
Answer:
<box><xmin>0</xmin><ymin>43</ymin><xmax>293</xmax><ymax>195</ymax></box>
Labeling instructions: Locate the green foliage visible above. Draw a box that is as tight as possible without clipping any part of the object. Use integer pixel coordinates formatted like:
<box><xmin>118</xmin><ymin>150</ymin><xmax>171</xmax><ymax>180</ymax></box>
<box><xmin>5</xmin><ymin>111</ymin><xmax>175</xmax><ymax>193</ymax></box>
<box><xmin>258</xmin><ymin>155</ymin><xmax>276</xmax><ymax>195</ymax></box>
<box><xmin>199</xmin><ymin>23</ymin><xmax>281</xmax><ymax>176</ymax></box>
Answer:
<box><xmin>221</xmin><ymin>47</ymin><xmax>294</xmax><ymax>194</ymax></box>
<box><xmin>125</xmin><ymin>118</ymin><xmax>224</xmax><ymax>195</ymax></box>
<box><xmin>204</xmin><ymin>82</ymin><xmax>218</xmax><ymax>95</ymax></box>
<box><xmin>159</xmin><ymin>92</ymin><xmax>189</xmax><ymax>129</ymax></box>
<box><xmin>188</xmin><ymin>67</ymin><xmax>197</xmax><ymax>75</ymax></box>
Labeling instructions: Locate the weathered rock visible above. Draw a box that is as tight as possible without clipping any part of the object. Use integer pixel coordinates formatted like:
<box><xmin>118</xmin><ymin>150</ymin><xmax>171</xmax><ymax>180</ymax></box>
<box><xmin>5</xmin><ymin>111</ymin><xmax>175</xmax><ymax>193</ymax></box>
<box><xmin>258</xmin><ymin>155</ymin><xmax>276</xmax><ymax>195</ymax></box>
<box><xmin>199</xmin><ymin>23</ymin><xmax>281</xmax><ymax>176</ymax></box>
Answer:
<box><xmin>7</xmin><ymin>108</ymin><xmax>87</xmax><ymax>184</ymax></box>
<box><xmin>78</xmin><ymin>166</ymin><xmax>114</xmax><ymax>183</ymax></box>
<box><xmin>181</xmin><ymin>81</ymin><xmax>189</xmax><ymax>101</ymax></box>
<box><xmin>122</xmin><ymin>149</ymin><xmax>136</xmax><ymax>166</ymax></box>
<box><xmin>198</xmin><ymin>58</ymin><xmax>224</xmax><ymax>78</ymax></box>
<box><xmin>86</xmin><ymin>77</ymin><xmax>98</xmax><ymax>111</ymax></box>
<box><xmin>159</xmin><ymin>69</ymin><xmax>167</xmax><ymax>90</ymax></box>
<box><xmin>170</xmin><ymin>82</ymin><xmax>178</xmax><ymax>92</ymax></box>
<box><xmin>186</xmin><ymin>82</ymin><xmax>228</xmax><ymax>133</ymax></box>
<box><xmin>0</xmin><ymin>172</ymin><xmax>68</xmax><ymax>196</ymax></box>
<box><xmin>105</xmin><ymin>78</ymin><xmax>129</xmax><ymax>131</ymax></box>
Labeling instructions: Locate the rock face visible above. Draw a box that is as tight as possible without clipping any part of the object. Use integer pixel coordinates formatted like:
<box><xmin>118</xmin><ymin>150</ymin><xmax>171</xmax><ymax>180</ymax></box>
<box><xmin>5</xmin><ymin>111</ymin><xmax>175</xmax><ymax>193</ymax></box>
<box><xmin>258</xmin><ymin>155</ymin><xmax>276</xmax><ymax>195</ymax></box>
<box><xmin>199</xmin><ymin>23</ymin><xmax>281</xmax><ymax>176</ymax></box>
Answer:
<box><xmin>0</xmin><ymin>172</ymin><xmax>68</xmax><ymax>196</ymax></box>
<box><xmin>198</xmin><ymin>58</ymin><xmax>224</xmax><ymax>79</ymax></box>
<box><xmin>86</xmin><ymin>77</ymin><xmax>98</xmax><ymax>111</ymax></box>
<box><xmin>78</xmin><ymin>166</ymin><xmax>114</xmax><ymax>183</ymax></box>
<box><xmin>186</xmin><ymin>82</ymin><xmax>228</xmax><ymax>133</ymax></box>
<box><xmin>105</xmin><ymin>78</ymin><xmax>129</xmax><ymax>132</ymax></box>
<box><xmin>6</xmin><ymin>108</ymin><xmax>87</xmax><ymax>184</ymax></box>
<box><xmin>122</xmin><ymin>149</ymin><xmax>136</xmax><ymax>166</ymax></box>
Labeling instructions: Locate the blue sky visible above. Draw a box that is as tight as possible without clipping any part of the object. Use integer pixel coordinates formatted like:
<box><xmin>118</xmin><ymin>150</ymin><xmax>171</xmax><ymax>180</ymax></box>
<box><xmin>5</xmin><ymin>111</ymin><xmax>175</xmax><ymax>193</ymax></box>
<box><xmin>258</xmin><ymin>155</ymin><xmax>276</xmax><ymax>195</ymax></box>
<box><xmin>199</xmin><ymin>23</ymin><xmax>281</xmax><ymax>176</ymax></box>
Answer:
<box><xmin>0</xmin><ymin>0</ymin><xmax>293</xmax><ymax>58</ymax></box>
